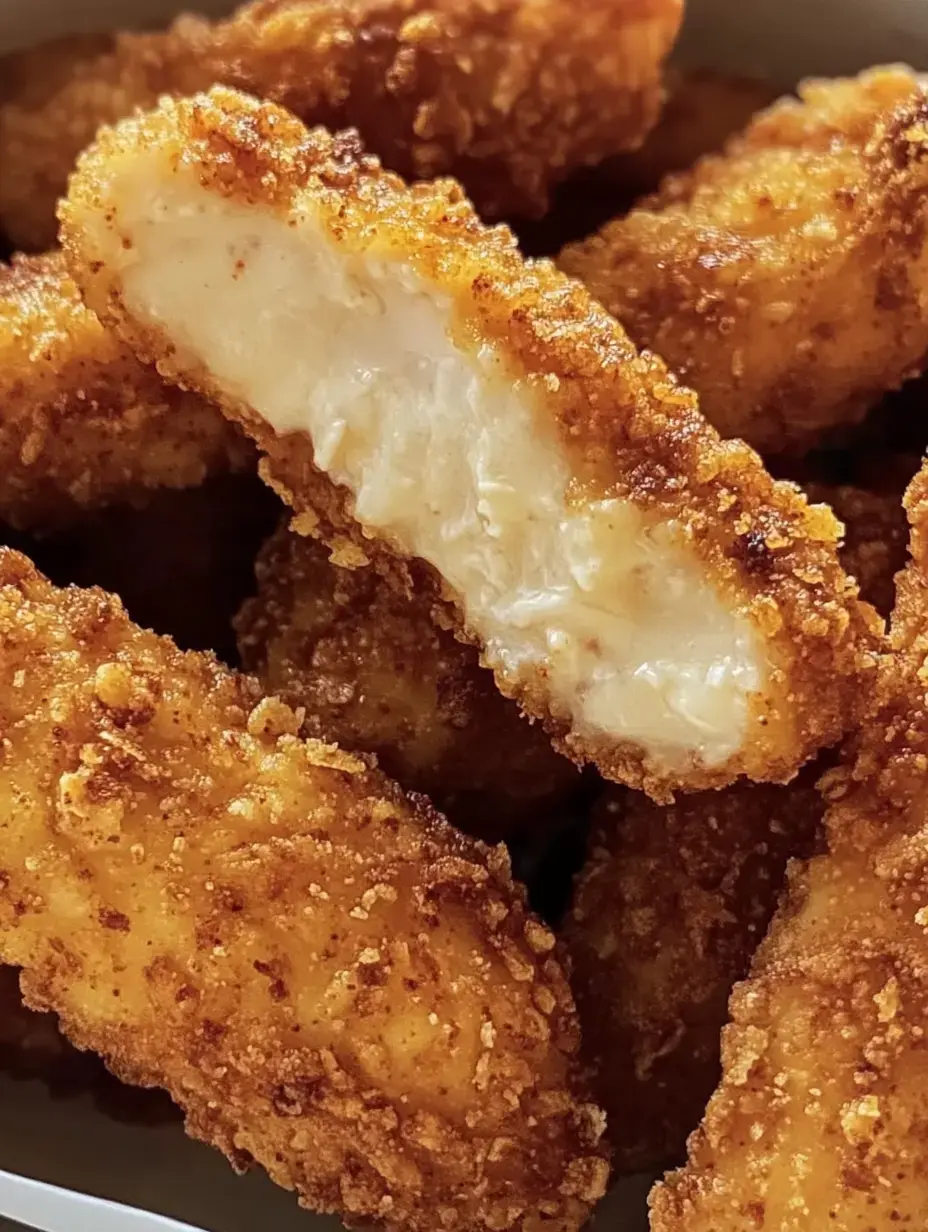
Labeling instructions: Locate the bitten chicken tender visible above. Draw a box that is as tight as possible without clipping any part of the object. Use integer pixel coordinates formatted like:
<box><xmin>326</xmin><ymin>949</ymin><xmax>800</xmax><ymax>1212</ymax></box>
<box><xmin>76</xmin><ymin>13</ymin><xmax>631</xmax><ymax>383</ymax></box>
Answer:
<box><xmin>0</xmin><ymin>547</ymin><xmax>607</xmax><ymax>1232</ymax></box>
<box><xmin>560</xmin><ymin>67</ymin><xmax>928</xmax><ymax>456</ymax></box>
<box><xmin>0</xmin><ymin>250</ymin><xmax>250</xmax><ymax>531</ymax></box>
<box><xmin>0</xmin><ymin>0</ymin><xmax>682</xmax><ymax>251</ymax></box>
<box><xmin>62</xmin><ymin>88</ymin><xmax>881</xmax><ymax>798</ymax></box>
<box><xmin>649</xmin><ymin>461</ymin><xmax>928</xmax><ymax>1231</ymax></box>
<box><xmin>564</xmin><ymin>772</ymin><xmax>823</xmax><ymax>1175</ymax></box>
<box><xmin>236</xmin><ymin>523</ymin><xmax>577</xmax><ymax>840</ymax></box>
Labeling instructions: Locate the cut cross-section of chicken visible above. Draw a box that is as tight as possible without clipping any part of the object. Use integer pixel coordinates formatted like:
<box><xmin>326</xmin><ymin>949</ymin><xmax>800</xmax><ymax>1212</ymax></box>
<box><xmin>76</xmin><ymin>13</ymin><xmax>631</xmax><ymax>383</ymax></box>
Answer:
<box><xmin>61</xmin><ymin>88</ymin><xmax>882</xmax><ymax>797</ymax></box>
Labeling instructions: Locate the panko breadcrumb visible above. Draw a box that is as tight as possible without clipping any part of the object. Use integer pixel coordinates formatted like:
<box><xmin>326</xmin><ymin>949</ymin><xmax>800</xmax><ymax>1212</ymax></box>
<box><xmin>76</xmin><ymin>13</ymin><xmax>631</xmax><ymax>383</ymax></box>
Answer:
<box><xmin>0</xmin><ymin>547</ymin><xmax>608</xmax><ymax>1232</ymax></box>
<box><xmin>0</xmin><ymin>250</ymin><xmax>250</xmax><ymax>531</ymax></box>
<box><xmin>0</xmin><ymin>0</ymin><xmax>682</xmax><ymax>250</ymax></box>
<box><xmin>565</xmin><ymin>771</ymin><xmax>823</xmax><ymax>1174</ymax></box>
<box><xmin>235</xmin><ymin>522</ymin><xmax>577</xmax><ymax>840</ymax></box>
<box><xmin>560</xmin><ymin>67</ymin><xmax>928</xmax><ymax>456</ymax></box>
<box><xmin>649</xmin><ymin>457</ymin><xmax>928</xmax><ymax>1231</ymax></box>
<box><xmin>62</xmin><ymin>87</ymin><xmax>881</xmax><ymax>798</ymax></box>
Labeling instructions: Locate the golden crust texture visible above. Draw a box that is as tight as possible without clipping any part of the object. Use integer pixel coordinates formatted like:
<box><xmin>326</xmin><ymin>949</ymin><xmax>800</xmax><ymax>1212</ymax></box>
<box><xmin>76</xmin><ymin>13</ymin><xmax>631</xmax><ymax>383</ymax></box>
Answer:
<box><xmin>235</xmin><ymin>522</ymin><xmax>577</xmax><ymax>841</ymax></box>
<box><xmin>564</xmin><ymin>770</ymin><xmax>823</xmax><ymax>1175</ymax></box>
<box><xmin>0</xmin><ymin>0</ymin><xmax>681</xmax><ymax>250</ymax></box>
<box><xmin>560</xmin><ymin>67</ymin><xmax>928</xmax><ymax>456</ymax></box>
<box><xmin>0</xmin><ymin>547</ymin><xmax>608</xmax><ymax>1232</ymax></box>
<box><xmin>0</xmin><ymin>250</ymin><xmax>251</xmax><ymax>531</ymax></box>
<box><xmin>61</xmin><ymin>87</ymin><xmax>883</xmax><ymax>797</ymax></box>
<box><xmin>649</xmin><ymin>460</ymin><xmax>928</xmax><ymax>1230</ymax></box>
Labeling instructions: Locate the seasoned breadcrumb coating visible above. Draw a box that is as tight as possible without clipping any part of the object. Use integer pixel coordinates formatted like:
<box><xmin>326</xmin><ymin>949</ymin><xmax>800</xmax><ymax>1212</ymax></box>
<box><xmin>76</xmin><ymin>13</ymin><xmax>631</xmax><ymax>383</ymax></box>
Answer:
<box><xmin>0</xmin><ymin>547</ymin><xmax>607</xmax><ymax>1232</ymax></box>
<box><xmin>603</xmin><ymin>68</ymin><xmax>780</xmax><ymax>202</ymax></box>
<box><xmin>649</xmin><ymin>460</ymin><xmax>928</xmax><ymax>1232</ymax></box>
<box><xmin>0</xmin><ymin>0</ymin><xmax>682</xmax><ymax>251</ymax></box>
<box><xmin>235</xmin><ymin>522</ymin><xmax>577</xmax><ymax>840</ymax></box>
<box><xmin>564</xmin><ymin>771</ymin><xmax>824</xmax><ymax>1175</ymax></box>
<box><xmin>560</xmin><ymin>67</ymin><xmax>928</xmax><ymax>456</ymax></box>
<box><xmin>62</xmin><ymin>88</ymin><xmax>882</xmax><ymax>798</ymax></box>
<box><xmin>805</xmin><ymin>481</ymin><xmax>909</xmax><ymax>617</ymax></box>
<box><xmin>0</xmin><ymin>250</ymin><xmax>250</xmax><ymax>531</ymax></box>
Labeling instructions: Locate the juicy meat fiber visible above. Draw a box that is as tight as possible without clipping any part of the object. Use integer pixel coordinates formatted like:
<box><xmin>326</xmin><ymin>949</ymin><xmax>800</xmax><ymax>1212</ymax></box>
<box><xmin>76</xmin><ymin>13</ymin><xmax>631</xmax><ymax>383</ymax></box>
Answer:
<box><xmin>61</xmin><ymin>87</ymin><xmax>881</xmax><ymax>798</ymax></box>
<box><xmin>0</xmin><ymin>0</ymin><xmax>682</xmax><ymax>251</ymax></box>
<box><xmin>560</xmin><ymin>67</ymin><xmax>928</xmax><ymax>456</ymax></box>
<box><xmin>235</xmin><ymin>522</ymin><xmax>577</xmax><ymax>840</ymax></box>
<box><xmin>564</xmin><ymin>772</ymin><xmax>823</xmax><ymax>1174</ymax></box>
<box><xmin>0</xmin><ymin>251</ymin><xmax>250</xmax><ymax>531</ymax></box>
<box><xmin>649</xmin><ymin>460</ymin><xmax>928</xmax><ymax>1231</ymax></box>
<box><xmin>0</xmin><ymin>547</ymin><xmax>608</xmax><ymax>1232</ymax></box>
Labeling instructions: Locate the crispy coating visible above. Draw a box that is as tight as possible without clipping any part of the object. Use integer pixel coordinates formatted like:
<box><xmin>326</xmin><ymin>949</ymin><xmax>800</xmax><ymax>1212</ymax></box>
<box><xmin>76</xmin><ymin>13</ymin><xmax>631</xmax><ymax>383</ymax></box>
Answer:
<box><xmin>560</xmin><ymin>67</ymin><xmax>928</xmax><ymax>456</ymax></box>
<box><xmin>235</xmin><ymin>523</ymin><xmax>577</xmax><ymax>840</ymax></box>
<box><xmin>0</xmin><ymin>548</ymin><xmax>607</xmax><ymax>1232</ymax></box>
<box><xmin>564</xmin><ymin>772</ymin><xmax>824</xmax><ymax>1175</ymax></box>
<box><xmin>0</xmin><ymin>250</ymin><xmax>250</xmax><ymax>531</ymax></box>
<box><xmin>805</xmin><ymin>481</ymin><xmax>909</xmax><ymax>617</ymax></box>
<box><xmin>603</xmin><ymin>68</ymin><xmax>781</xmax><ymax>202</ymax></box>
<box><xmin>648</xmin><ymin>462</ymin><xmax>928</xmax><ymax>1231</ymax></box>
<box><xmin>61</xmin><ymin>87</ymin><xmax>882</xmax><ymax>796</ymax></box>
<box><xmin>0</xmin><ymin>0</ymin><xmax>681</xmax><ymax>251</ymax></box>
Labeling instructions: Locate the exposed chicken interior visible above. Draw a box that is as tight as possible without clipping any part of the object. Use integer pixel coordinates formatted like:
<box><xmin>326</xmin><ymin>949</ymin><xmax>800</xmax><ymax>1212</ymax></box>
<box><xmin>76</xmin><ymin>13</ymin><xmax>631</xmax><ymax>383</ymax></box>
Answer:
<box><xmin>89</xmin><ymin>158</ymin><xmax>765</xmax><ymax>773</ymax></box>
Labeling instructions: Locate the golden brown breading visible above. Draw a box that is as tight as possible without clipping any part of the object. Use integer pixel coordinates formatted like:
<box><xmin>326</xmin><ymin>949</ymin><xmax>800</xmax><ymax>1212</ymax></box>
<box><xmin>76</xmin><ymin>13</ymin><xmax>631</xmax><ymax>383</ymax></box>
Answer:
<box><xmin>62</xmin><ymin>87</ymin><xmax>882</xmax><ymax>798</ymax></box>
<box><xmin>648</xmin><ymin>461</ymin><xmax>928</xmax><ymax>1231</ymax></box>
<box><xmin>564</xmin><ymin>772</ymin><xmax>824</xmax><ymax>1175</ymax></box>
<box><xmin>0</xmin><ymin>547</ymin><xmax>607</xmax><ymax>1232</ymax></box>
<box><xmin>604</xmin><ymin>67</ymin><xmax>781</xmax><ymax>202</ymax></box>
<box><xmin>0</xmin><ymin>0</ymin><xmax>682</xmax><ymax>251</ymax></box>
<box><xmin>235</xmin><ymin>522</ymin><xmax>577</xmax><ymax>840</ymax></box>
<box><xmin>0</xmin><ymin>250</ymin><xmax>250</xmax><ymax>531</ymax></box>
<box><xmin>560</xmin><ymin>67</ymin><xmax>928</xmax><ymax>456</ymax></box>
<box><xmin>805</xmin><ymin>481</ymin><xmax>909</xmax><ymax>617</ymax></box>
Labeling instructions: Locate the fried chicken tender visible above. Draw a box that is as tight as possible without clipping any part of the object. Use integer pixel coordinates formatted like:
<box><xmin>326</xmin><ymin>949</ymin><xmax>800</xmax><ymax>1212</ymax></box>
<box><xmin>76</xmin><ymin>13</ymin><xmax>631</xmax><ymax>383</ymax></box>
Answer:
<box><xmin>0</xmin><ymin>547</ymin><xmax>608</xmax><ymax>1232</ymax></box>
<box><xmin>649</xmin><ymin>462</ymin><xmax>928</xmax><ymax>1231</ymax></box>
<box><xmin>564</xmin><ymin>772</ymin><xmax>824</xmax><ymax>1175</ymax></box>
<box><xmin>0</xmin><ymin>250</ymin><xmax>250</xmax><ymax>531</ymax></box>
<box><xmin>604</xmin><ymin>68</ymin><xmax>781</xmax><ymax>202</ymax></box>
<box><xmin>236</xmin><ymin>523</ymin><xmax>577</xmax><ymax>840</ymax></box>
<box><xmin>62</xmin><ymin>88</ymin><xmax>882</xmax><ymax>798</ymax></box>
<box><xmin>0</xmin><ymin>0</ymin><xmax>682</xmax><ymax>252</ymax></box>
<box><xmin>560</xmin><ymin>67</ymin><xmax>928</xmax><ymax>456</ymax></box>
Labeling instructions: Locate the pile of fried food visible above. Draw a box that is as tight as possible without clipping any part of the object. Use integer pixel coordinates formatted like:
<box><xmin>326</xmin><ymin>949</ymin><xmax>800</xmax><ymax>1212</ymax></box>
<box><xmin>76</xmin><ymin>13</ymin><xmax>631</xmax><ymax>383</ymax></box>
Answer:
<box><xmin>2</xmin><ymin>0</ymin><xmax>928</xmax><ymax>1227</ymax></box>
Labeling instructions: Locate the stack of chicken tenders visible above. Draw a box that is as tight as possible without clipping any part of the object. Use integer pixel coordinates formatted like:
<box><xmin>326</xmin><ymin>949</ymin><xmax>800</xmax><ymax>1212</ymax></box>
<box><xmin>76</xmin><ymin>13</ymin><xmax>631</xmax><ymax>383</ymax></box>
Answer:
<box><xmin>1</xmin><ymin>0</ymin><xmax>927</xmax><ymax>1227</ymax></box>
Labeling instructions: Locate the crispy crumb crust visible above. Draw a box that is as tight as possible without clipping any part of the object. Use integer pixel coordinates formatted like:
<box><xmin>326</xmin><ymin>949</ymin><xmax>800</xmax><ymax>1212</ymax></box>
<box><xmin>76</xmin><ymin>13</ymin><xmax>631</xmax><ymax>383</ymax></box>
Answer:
<box><xmin>235</xmin><ymin>521</ymin><xmax>577</xmax><ymax>841</ymax></box>
<box><xmin>565</xmin><ymin>771</ymin><xmax>824</xmax><ymax>1177</ymax></box>
<box><xmin>0</xmin><ymin>0</ymin><xmax>681</xmax><ymax>251</ymax></box>
<box><xmin>0</xmin><ymin>547</ymin><xmax>608</xmax><ymax>1232</ymax></box>
<box><xmin>61</xmin><ymin>88</ymin><xmax>882</xmax><ymax>797</ymax></box>
<box><xmin>560</xmin><ymin>67</ymin><xmax>928</xmax><ymax>457</ymax></box>
<box><xmin>0</xmin><ymin>251</ymin><xmax>251</xmax><ymax>531</ymax></box>
<box><xmin>649</xmin><ymin>460</ymin><xmax>928</xmax><ymax>1230</ymax></box>
<box><xmin>805</xmin><ymin>481</ymin><xmax>909</xmax><ymax>618</ymax></box>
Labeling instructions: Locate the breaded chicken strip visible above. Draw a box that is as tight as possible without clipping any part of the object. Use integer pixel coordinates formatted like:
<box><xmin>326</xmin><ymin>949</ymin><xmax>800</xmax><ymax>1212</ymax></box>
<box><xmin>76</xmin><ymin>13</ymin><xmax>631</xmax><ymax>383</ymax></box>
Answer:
<box><xmin>565</xmin><ymin>772</ymin><xmax>823</xmax><ymax>1174</ymax></box>
<box><xmin>0</xmin><ymin>0</ymin><xmax>682</xmax><ymax>251</ymax></box>
<box><xmin>62</xmin><ymin>88</ymin><xmax>882</xmax><ymax>798</ymax></box>
<box><xmin>0</xmin><ymin>250</ymin><xmax>250</xmax><ymax>531</ymax></box>
<box><xmin>604</xmin><ymin>68</ymin><xmax>781</xmax><ymax>202</ymax></box>
<box><xmin>0</xmin><ymin>547</ymin><xmax>607</xmax><ymax>1232</ymax></box>
<box><xmin>236</xmin><ymin>523</ymin><xmax>577</xmax><ymax>840</ymax></box>
<box><xmin>560</xmin><ymin>67</ymin><xmax>928</xmax><ymax>456</ymax></box>
<box><xmin>649</xmin><ymin>462</ymin><xmax>928</xmax><ymax>1231</ymax></box>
